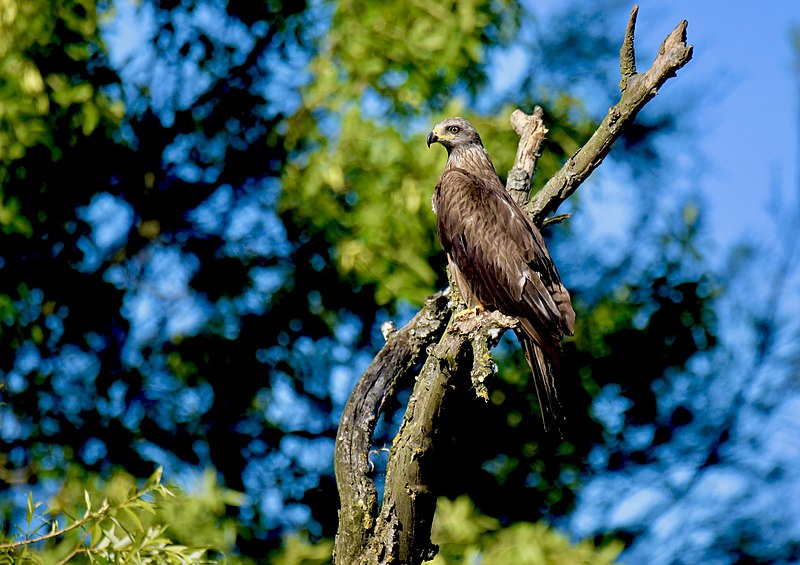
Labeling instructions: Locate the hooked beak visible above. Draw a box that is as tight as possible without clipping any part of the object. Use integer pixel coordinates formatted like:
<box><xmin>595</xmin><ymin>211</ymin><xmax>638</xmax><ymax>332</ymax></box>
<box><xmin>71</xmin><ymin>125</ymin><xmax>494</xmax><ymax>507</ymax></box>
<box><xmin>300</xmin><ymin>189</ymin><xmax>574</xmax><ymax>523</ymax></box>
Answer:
<box><xmin>426</xmin><ymin>130</ymin><xmax>438</xmax><ymax>148</ymax></box>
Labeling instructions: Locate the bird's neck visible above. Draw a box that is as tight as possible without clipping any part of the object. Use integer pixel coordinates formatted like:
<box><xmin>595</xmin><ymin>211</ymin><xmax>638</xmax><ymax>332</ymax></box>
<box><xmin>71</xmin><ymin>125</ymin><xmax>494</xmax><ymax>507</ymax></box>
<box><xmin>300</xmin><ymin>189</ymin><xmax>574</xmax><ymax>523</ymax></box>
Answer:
<box><xmin>446</xmin><ymin>144</ymin><xmax>496</xmax><ymax>175</ymax></box>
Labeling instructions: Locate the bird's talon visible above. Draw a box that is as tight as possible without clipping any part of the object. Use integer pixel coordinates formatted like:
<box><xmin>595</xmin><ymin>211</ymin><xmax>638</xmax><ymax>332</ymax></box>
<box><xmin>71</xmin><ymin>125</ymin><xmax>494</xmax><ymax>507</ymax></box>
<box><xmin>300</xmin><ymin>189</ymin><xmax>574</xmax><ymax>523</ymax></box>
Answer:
<box><xmin>453</xmin><ymin>306</ymin><xmax>483</xmax><ymax>320</ymax></box>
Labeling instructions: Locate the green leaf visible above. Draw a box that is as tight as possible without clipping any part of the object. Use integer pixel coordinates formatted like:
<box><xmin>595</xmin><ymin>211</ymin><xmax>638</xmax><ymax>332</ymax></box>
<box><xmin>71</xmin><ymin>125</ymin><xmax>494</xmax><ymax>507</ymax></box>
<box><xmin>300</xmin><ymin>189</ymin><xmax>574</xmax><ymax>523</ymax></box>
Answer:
<box><xmin>81</xmin><ymin>101</ymin><xmax>100</xmax><ymax>135</ymax></box>
<box><xmin>143</xmin><ymin>467</ymin><xmax>163</xmax><ymax>491</ymax></box>
<box><xmin>83</xmin><ymin>489</ymin><xmax>92</xmax><ymax>517</ymax></box>
<box><xmin>26</xmin><ymin>492</ymin><xmax>34</xmax><ymax>524</ymax></box>
<box><xmin>121</xmin><ymin>505</ymin><xmax>145</xmax><ymax>533</ymax></box>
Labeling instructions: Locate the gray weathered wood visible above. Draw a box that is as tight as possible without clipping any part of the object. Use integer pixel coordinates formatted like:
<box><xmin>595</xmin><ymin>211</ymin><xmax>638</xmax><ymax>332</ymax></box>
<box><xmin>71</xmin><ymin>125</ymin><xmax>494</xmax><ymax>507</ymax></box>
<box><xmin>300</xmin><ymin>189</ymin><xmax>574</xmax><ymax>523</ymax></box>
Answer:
<box><xmin>333</xmin><ymin>6</ymin><xmax>693</xmax><ymax>563</ymax></box>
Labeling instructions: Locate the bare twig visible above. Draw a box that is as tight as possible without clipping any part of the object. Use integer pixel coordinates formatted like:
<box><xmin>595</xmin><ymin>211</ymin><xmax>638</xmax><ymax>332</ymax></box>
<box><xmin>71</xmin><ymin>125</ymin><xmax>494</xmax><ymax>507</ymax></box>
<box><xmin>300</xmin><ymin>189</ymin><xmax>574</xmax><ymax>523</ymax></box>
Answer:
<box><xmin>466</xmin><ymin>311</ymin><xmax>518</xmax><ymax>397</ymax></box>
<box><xmin>506</xmin><ymin>107</ymin><xmax>549</xmax><ymax>206</ymax></box>
<box><xmin>525</xmin><ymin>8</ymin><xmax>693</xmax><ymax>226</ymax></box>
<box><xmin>619</xmin><ymin>4</ymin><xmax>638</xmax><ymax>91</ymax></box>
<box><xmin>541</xmin><ymin>213</ymin><xmax>572</xmax><ymax>229</ymax></box>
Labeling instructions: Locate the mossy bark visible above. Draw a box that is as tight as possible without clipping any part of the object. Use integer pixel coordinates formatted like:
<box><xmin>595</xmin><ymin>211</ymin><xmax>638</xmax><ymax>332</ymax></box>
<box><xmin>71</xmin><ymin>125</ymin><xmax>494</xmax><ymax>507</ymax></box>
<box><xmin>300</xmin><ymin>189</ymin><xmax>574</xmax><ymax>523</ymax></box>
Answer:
<box><xmin>333</xmin><ymin>6</ymin><xmax>693</xmax><ymax>563</ymax></box>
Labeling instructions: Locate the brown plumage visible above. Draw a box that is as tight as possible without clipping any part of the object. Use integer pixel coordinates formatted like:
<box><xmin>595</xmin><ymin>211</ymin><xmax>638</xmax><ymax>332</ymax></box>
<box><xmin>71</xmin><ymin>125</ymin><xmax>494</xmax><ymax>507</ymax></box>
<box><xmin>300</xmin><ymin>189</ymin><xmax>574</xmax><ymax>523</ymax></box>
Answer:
<box><xmin>427</xmin><ymin>117</ymin><xmax>575</xmax><ymax>429</ymax></box>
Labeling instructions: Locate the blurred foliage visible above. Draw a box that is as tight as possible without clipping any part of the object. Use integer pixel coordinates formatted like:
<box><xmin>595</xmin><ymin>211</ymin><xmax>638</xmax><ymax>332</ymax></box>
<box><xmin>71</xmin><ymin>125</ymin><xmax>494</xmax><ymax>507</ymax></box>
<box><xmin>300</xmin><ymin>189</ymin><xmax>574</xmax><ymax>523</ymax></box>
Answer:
<box><xmin>0</xmin><ymin>462</ymin><xmax>334</xmax><ymax>564</ymax></box>
<box><xmin>431</xmin><ymin>496</ymin><xmax>623</xmax><ymax>565</ymax></box>
<box><xmin>269</xmin><ymin>533</ymin><xmax>333</xmax><ymax>565</ymax></box>
<box><xmin>249</xmin><ymin>496</ymin><xmax>624</xmax><ymax>565</ymax></box>
<box><xmin>279</xmin><ymin>0</ymin><xmax>523</xmax><ymax>304</ymax></box>
<box><xmin>307</xmin><ymin>0</ymin><xmax>520</xmax><ymax>114</ymax></box>
<box><xmin>0</xmin><ymin>0</ymin><xmax>717</xmax><ymax>561</ymax></box>
<box><xmin>280</xmin><ymin>106</ymin><xmax>444</xmax><ymax>305</ymax></box>
<box><xmin>0</xmin><ymin>0</ymin><xmax>123</xmax><ymax>234</ymax></box>
<box><xmin>279</xmin><ymin>0</ymin><xmax>597</xmax><ymax>304</ymax></box>
<box><xmin>0</xmin><ymin>467</ymin><xmax>234</xmax><ymax>564</ymax></box>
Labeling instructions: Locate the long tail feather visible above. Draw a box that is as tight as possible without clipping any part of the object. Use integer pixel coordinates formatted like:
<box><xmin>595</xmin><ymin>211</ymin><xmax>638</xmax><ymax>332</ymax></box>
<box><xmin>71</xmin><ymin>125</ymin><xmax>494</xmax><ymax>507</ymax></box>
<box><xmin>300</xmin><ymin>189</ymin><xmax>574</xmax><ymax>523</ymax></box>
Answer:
<box><xmin>518</xmin><ymin>331</ymin><xmax>565</xmax><ymax>434</ymax></box>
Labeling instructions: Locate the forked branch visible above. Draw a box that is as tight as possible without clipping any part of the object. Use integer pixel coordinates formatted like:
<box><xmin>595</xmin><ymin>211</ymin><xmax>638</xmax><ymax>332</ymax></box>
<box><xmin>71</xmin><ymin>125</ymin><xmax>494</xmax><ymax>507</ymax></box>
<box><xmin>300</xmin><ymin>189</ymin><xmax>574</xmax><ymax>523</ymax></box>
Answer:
<box><xmin>333</xmin><ymin>6</ymin><xmax>693</xmax><ymax>564</ymax></box>
<box><xmin>525</xmin><ymin>4</ymin><xmax>693</xmax><ymax>225</ymax></box>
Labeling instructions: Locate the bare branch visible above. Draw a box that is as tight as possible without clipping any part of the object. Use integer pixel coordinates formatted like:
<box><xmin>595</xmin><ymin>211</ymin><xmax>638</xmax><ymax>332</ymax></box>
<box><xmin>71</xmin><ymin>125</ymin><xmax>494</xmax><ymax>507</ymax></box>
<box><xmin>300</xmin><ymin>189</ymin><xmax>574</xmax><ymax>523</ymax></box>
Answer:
<box><xmin>619</xmin><ymin>4</ymin><xmax>638</xmax><ymax>91</ymax></box>
<box><xmin>374</xmin><ymin>310</ymin><xmax>519</xmax><ymax>564</ymax></box>
<box><xmin>506</xmin><ymin>107</ymin><xmax>548</xmax><ymax>206</ymax></box>
<box><xmin>525</xmin><ymin>11</ymin><xmax>693</xmax><ymax>226</ymax></box>
<box><xmin>333</xmin><ymin>291</ymin><xmax>451</xmax><ymax>564</ymax></box>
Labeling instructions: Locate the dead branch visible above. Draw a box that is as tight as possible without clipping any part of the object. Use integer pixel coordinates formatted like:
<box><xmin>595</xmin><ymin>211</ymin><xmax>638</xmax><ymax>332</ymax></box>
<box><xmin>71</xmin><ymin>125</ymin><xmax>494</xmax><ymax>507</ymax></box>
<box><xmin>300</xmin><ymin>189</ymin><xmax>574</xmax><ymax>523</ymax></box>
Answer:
<box><xmin>333</xmin><ymin>291</ymin><xmax>450</xmax><ymax>564</ymax></box>
<box><xmin>525</xmin><ymin>4</ymin><xmax>693</xmax><ymax>226</ymax></box>
<box><xmin>333</xmin><ymin>6</ymin><xmax>693</xmax><ymax>563</ymax></box>
<box><xmin>506</xmin><ymin>107</ymin><xmax>548</xmax><ymax>207</ymax></box>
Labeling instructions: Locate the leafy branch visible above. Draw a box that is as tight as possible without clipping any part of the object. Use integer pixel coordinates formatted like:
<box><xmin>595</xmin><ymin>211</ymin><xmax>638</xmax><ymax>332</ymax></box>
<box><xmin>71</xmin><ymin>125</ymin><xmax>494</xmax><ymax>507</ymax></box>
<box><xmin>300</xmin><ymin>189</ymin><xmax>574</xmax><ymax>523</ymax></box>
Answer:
<box><xmin>0</xmin><ymin>468</ymin><xmax>211</xmax><ymax>565</ymax></box>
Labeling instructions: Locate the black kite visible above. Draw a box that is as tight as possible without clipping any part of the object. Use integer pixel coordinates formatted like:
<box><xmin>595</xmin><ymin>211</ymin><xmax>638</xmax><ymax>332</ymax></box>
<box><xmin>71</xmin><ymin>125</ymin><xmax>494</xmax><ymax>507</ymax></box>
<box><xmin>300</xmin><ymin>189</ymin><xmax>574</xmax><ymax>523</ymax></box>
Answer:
<box><xmin>427</xmin><ymin>117</ymin><xmax>575</xmax><ymax>428</ymax></box>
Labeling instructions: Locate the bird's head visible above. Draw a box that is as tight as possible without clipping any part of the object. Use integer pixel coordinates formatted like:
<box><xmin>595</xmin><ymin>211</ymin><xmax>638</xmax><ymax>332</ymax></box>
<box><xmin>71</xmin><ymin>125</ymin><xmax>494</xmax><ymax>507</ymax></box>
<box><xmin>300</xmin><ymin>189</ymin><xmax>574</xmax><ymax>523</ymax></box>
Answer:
<box><xmin>426</xmin><ymin>117</ymin><xmax>483</xmax><ymax>152</ymax></box>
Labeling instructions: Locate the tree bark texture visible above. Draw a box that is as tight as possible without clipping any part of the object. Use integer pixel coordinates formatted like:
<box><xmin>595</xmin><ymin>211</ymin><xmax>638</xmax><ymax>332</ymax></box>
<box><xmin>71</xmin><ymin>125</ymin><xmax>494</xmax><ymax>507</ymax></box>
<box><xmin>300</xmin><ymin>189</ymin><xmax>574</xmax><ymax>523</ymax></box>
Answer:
<box><xmin>333</xmin><ymin>6</ymin><xmax>693</xmax><ymax>564</ymax></box>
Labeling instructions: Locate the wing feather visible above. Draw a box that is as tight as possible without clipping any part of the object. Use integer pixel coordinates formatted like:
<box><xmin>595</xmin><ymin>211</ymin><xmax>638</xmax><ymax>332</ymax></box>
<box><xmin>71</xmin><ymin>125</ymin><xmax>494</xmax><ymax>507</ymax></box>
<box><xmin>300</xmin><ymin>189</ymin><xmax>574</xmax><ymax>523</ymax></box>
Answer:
<box><xmin>435</xmin><ymin>167</ymin><xmax>574</xmax><ymax>342</ymax></box>
<box><xmin>431</xmin><ymin>130</ymin><xmax>574</xmax><ymax>430</ymax></box>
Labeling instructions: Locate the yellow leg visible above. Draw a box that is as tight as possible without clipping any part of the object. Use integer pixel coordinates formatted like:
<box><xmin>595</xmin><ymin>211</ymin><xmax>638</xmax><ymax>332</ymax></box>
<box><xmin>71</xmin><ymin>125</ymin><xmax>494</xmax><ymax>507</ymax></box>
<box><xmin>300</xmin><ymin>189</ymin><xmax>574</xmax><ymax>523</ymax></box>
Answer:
<box><xmin>453</xmin><ymin>305</ymin><xmax>485</xmax><ymax>320</ymax></box>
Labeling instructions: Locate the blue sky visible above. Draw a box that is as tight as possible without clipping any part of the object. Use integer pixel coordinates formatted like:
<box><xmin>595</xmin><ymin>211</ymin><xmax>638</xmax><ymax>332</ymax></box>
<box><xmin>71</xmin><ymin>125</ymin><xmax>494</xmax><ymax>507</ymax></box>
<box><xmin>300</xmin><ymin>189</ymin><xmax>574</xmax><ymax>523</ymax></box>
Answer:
<box><xmin>647</xmin><ymin>1</ymin><xmax>799</xmax><ymax>247</ymax></box>
<box><xmin>558</xmin><ymin>6</ymin><xmax>800</xmax><ymax>560</ymax></box>
<box><xmin>502</xmin><ymin>1</ymin><xmax>800</xmax><ymax>265</ymax></box>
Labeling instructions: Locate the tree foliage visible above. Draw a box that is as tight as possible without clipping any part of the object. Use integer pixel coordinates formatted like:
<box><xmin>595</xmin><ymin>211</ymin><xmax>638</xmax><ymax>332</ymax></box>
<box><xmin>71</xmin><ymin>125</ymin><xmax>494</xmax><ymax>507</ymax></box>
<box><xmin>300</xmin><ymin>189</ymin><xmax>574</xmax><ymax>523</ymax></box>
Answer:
<box><xmin>0</xmin><ymin>0</ymin><xmax>727</xmax><ymax>562</ymax></box>
<box><xmin>0</xmin><ymin>468</ymin><xmax>233</xmax><ymax>564</ymax></box>
<box><xmin>431</xmin><ymin>496</ymin><xmax>622</xmax><ymax>565</ymax></box>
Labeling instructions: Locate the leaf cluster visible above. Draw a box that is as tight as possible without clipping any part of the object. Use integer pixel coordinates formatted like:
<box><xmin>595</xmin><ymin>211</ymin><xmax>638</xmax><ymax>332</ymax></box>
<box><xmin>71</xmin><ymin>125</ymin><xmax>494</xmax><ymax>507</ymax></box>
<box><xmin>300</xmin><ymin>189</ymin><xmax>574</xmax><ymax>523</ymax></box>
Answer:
<box><xmin>0</xmin><ymin>468</ymin><xmax>222</xmax><ymax>564</ymax></box>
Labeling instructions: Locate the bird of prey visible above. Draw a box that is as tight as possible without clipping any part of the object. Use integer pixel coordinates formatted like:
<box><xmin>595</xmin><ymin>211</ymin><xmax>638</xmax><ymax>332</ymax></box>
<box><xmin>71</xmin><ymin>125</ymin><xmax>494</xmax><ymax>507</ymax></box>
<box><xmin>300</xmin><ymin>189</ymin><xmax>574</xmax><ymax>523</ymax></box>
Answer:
<box><xmin>427</xmin><ymin>116</ymin><xmax>575</xmax><ymax>428</ymax></box>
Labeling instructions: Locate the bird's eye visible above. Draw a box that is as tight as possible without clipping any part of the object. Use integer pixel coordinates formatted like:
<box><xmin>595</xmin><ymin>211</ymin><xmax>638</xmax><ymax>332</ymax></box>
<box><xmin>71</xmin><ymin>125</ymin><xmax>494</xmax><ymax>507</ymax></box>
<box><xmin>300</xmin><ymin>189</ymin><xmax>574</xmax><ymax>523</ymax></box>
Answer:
<box><xmin>448</xmin><ymin>126</ymin><xmax>460</xmax><ymax>134</ymax></box>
